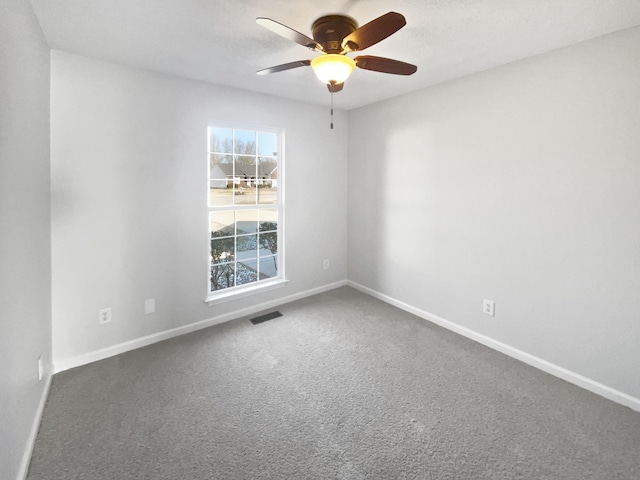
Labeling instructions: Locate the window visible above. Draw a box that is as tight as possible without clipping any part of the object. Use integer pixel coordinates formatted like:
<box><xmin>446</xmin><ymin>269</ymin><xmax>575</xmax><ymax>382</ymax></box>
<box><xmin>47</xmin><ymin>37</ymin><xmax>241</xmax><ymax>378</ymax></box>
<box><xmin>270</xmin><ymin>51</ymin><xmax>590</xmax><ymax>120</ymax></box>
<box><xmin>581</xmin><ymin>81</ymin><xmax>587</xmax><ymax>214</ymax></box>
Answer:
<box><xmin>208</xmin><ymin>125</ymin><xmax>283</xmax><ymax>299</ymax></box>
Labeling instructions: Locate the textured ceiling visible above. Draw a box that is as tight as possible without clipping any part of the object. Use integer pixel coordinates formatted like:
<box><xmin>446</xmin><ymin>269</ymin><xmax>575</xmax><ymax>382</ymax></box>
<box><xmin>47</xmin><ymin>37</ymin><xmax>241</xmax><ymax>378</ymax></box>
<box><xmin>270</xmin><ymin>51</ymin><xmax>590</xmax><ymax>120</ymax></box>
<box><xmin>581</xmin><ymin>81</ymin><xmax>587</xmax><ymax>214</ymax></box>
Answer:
<box><xmin>29</xmin><ymin>0</ymin><xmax>640</xmax><ymax>110</ymax></box>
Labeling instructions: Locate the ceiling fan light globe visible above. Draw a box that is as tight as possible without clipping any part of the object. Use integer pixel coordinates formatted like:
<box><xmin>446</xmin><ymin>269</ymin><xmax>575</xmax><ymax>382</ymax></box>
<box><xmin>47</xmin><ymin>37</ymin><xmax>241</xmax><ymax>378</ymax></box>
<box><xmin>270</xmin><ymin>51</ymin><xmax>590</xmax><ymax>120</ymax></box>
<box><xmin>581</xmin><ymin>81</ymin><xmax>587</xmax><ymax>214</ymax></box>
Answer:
<box><xmin>311</xmin><ymin>54</ymin><xmax>355</xmax><ymax>85</ymax></box>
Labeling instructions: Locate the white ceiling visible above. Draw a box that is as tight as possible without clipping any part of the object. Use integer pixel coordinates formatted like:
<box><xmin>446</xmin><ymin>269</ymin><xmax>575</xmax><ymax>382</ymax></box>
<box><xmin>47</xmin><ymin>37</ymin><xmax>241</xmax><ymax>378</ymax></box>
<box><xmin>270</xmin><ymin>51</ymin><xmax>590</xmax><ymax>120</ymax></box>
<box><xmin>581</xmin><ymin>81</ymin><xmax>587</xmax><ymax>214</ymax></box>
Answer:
<box><xmin>29</xmin><ymin>0</ymin><xmax>640</xmax><ymax>111</ymax></box>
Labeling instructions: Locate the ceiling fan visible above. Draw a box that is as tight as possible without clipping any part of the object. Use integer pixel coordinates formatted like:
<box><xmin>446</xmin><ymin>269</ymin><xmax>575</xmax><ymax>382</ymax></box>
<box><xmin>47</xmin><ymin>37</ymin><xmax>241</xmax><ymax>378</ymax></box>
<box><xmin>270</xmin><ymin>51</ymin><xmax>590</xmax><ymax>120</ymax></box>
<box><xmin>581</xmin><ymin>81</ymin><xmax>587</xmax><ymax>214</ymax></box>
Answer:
<box><xmin>256</xmin><ymin>11</ymin><xmax>417</xmax><ymax>93</ymax></box>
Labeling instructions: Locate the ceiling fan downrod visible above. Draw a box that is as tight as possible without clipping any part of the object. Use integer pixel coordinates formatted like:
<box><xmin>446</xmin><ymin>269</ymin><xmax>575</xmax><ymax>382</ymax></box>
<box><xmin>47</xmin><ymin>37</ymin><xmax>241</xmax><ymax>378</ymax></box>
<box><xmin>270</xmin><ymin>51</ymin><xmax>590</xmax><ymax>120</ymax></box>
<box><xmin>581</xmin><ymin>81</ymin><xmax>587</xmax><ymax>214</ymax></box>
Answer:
<box><xmin>330</xmin><ymin>91</ymin><xmax>334</xmax><ymax>130</ymax></box>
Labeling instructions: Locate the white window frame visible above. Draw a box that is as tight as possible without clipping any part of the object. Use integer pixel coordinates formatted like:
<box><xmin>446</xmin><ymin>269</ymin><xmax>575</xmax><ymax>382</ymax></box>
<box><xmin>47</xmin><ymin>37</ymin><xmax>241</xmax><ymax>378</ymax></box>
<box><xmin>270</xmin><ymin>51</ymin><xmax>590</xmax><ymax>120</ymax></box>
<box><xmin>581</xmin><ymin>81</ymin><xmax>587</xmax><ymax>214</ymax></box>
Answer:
<box><xmin>206</xmin><ymin>122</ymin><xmax>286</xmax><ymax>304</ymax></box>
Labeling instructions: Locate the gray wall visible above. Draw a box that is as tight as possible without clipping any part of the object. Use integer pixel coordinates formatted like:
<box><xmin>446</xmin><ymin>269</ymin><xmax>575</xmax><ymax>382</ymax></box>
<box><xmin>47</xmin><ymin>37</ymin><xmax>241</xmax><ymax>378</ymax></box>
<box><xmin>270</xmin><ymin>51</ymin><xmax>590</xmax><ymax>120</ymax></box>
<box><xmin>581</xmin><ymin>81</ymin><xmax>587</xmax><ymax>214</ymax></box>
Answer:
<box><xmin>50</xmin><ymin>51</ymin><xmax>348</xmax><ymax>365</ymax></box>
<box><xmin>348</xmin><ymin>26</ymin><xmax>640</xmax><ymax>401</ymax></box>
<box><xmin>0</xmin><ymin>0</ymin><xmax>52</xmax><ymax>479</ymax></box>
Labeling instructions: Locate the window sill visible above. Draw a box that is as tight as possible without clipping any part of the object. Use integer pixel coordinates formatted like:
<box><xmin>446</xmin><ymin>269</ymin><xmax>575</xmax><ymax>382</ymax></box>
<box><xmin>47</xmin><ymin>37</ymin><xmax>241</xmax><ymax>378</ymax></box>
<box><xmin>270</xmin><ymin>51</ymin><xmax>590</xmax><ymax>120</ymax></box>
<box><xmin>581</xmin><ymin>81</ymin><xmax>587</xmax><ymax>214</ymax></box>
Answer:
<box><xmin>205</xmin><ymin>278</ymin><xmax>289</xmax><ymax>306</ymax></box>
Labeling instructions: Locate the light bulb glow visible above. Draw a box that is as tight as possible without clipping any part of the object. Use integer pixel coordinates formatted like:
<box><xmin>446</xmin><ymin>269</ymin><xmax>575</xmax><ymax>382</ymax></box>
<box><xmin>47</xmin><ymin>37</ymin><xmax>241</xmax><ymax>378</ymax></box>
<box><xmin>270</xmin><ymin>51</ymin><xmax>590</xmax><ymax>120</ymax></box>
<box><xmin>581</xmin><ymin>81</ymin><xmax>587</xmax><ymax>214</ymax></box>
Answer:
<box><xmin>311</xmin><ymin>54</ymin><xmax>355</xmax><ymax>85</ymax></box>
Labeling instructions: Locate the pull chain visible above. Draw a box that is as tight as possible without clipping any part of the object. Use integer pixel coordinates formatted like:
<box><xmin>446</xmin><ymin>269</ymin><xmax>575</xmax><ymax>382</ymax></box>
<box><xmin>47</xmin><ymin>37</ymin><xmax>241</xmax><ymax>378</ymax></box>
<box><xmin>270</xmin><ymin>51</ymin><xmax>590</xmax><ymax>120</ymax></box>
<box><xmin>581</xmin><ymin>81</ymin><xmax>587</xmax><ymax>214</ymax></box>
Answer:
<box><xmin>330</xmin><ymin>91</ymin><xmax>334</xmax><ymax>130</ymax></box>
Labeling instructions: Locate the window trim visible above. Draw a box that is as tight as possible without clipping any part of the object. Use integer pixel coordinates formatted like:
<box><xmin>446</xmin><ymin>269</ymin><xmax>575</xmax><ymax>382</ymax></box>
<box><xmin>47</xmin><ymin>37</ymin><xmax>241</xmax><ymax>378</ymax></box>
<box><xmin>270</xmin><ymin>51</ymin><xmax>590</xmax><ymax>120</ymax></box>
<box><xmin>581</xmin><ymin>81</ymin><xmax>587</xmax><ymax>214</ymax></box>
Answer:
<box><xmin>205</xmin><ymin>122</ymin><xmax>285</xmax><ymax>303</ymax></box>
<box><xmin>205</xmin><ymin>278</ymin><xmax>289</xmax><ymax>306</ymax></box>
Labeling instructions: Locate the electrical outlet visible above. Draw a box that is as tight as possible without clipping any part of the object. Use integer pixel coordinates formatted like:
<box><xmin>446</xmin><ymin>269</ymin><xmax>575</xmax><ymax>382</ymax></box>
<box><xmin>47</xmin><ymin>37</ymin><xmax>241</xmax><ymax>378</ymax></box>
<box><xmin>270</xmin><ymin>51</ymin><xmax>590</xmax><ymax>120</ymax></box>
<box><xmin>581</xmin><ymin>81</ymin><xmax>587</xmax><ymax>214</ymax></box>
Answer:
<box><xmin>144</xmin><ymin>298</ymin><xmax>155</xmax><ymax>314</ymax></box>
<box><xmin>37</xmin><ymin>356</ymin><xmax>43</xmax><ymax>381</ymax></box>
<box><xmin>483</xmin><ymin>299</ymin><xmax>495</xmax><ymax>317</ymax></box>
<box><xmin>323</xmin><ymin>259</ymin><xmax>330</xmax><ymax>270</ymax></box>
<box><xmin>99</xmin><ymin>307</ymin><xmax>112</xmax><ymax>324</ymax></box>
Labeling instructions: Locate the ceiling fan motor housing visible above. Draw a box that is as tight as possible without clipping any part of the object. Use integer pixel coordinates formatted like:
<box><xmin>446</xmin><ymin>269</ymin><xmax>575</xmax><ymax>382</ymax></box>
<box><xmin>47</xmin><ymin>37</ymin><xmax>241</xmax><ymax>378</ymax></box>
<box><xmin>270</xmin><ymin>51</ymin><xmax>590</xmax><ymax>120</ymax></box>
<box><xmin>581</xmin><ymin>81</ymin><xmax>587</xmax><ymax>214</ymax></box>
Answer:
<box><xmin>311</xmin><ymin>15</ymin><xmax>358</xmax><ymax>53</ymax></box>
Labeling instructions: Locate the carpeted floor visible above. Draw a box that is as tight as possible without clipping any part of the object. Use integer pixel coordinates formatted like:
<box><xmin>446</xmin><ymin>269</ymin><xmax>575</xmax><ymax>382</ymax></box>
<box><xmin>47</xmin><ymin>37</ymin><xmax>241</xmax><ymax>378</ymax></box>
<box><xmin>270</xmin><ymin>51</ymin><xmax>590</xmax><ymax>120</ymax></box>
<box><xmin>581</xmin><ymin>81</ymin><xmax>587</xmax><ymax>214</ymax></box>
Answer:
<box><xmin>28</xmin><ymin>287</ymin><xmax>640</xmax><ymax>479</ymax></box>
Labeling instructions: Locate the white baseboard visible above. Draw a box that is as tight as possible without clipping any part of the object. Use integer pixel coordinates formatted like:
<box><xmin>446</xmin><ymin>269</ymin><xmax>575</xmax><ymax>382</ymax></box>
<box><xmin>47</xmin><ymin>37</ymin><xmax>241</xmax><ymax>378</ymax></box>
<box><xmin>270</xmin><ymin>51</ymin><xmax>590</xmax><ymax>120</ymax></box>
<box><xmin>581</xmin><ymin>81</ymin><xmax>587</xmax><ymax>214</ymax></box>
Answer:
<box><xmin>52</xmin><ymin>278</ymin><xmax>640</xmax><ymax>412</ymax></box>
<box><xmin>17</xmin><ymin>374</ymin><xmax>52</xmax><ymax>480</ymax></box>
<box><xmin>348</xmin><ymin>280</ymin><xmax>640</xmax><ymax>413</ymax></box>
<box><xmin>53</xmin><ymin>280</ymin><xmax>348</xmax><ymax>374</ymax></box>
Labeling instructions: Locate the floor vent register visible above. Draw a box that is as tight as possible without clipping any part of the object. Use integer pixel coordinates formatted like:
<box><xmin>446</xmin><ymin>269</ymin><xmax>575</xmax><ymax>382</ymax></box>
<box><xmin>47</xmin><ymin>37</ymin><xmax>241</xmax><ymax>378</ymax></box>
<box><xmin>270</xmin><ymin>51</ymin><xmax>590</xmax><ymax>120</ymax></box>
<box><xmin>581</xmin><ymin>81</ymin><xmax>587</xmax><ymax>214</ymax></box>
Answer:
<box><xmin>249</xmin><ymin>311</ymin><xmax>283</xmax><ymax>325</ymax></box>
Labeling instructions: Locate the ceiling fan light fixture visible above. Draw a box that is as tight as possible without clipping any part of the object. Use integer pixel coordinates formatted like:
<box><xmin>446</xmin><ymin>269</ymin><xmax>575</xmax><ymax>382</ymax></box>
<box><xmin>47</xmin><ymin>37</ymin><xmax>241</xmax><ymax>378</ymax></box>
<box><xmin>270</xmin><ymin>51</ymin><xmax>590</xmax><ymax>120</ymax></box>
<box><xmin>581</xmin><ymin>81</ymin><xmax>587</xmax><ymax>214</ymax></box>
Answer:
<box><xmin>311</xmin><ymin>54</ymin><xmax>355</xmax><ymax>85</ymax></box>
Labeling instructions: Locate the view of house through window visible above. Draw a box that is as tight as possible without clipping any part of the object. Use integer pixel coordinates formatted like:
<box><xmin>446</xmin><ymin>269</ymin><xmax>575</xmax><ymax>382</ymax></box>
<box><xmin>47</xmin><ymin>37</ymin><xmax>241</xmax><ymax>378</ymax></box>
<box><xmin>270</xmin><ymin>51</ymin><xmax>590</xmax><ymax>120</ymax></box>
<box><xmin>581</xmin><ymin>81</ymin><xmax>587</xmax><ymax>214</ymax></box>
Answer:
<box><xmin>208</xmin><ymin>125</ymin><xmax>281</xmax><ymax>294</ymax></box>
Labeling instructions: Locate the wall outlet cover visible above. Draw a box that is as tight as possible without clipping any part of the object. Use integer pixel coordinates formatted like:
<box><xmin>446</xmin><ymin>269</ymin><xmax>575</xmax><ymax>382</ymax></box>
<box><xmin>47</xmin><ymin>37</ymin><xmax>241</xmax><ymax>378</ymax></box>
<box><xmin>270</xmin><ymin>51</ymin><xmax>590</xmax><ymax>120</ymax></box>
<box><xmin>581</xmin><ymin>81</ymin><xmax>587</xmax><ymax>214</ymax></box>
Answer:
<box><xmin>144</xmin><ymin>299</ymin><xmax>156</xmax><ymax>314</ymax></box>
<box><xmin>99</xmin><ymin>307</ymin><xmax>112</xmax><ymax>324</ymax></box>
<box><xmin>483</xmin><ymin>299</ymin><xmax>495</xmax><ymax>317</ymax></box>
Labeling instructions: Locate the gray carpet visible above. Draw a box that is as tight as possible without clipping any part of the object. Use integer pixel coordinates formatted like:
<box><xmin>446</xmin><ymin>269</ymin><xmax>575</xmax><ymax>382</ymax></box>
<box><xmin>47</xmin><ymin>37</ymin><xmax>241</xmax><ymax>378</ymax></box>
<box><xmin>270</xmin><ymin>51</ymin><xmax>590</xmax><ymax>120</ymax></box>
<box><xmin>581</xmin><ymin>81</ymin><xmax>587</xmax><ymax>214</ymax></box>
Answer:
<box><xmin>28</xmin><ymin>287</ymin><xmax>640</xmax><ymax>479</ymax></box>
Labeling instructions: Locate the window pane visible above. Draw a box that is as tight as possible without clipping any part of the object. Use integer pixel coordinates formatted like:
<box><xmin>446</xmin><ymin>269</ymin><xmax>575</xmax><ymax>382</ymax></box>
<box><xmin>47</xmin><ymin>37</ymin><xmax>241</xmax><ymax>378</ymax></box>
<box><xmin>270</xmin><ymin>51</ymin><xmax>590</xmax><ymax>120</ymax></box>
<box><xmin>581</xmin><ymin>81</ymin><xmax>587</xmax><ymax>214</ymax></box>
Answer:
<box><xmin>209</xmin><ymin>128</ymin><xmax>233</xmax><ymax>153</ymax></box>
<box><xmin>258</xmin><ymin>231</ymin><xmax>277</xmax><ymax>257</ymax></box>
<box><xmin>259</xmin><ymin>209</ymin><xmax>278</xmax><ymax>231</ymax></box>
<box><xmin>211</xmin><ymin>237</ymin><xmax>235</xmax><ymax>264</ymax></box>
<box><xmin>235</xmin><ymin>155</ymin><xmax>257</xmax><ymax>205</ymax></box>
<box><xmin>236</xmin><ymin>210</ymin><xmax>258</xmax><ymax>234</ymax></box>
<box><xmin>257</xmin><ymin>159</ymin><xmax>276</xmax><ymax>177</ymax></box>
<box><xmin>237</xmin><ymin>258</ymin><xmax>258</xmax><ymax>285</ymax></box>
<box><xmin>257</xmin><ymin>158</ymin><xmax>277</xmax><ymax>205</ymax></box>
<box><xmin>209</xmin><ymin>154</ymin><xmax>233</xmax><ymax>206</ymax></box>
<box><xmin>259</xmin><ymin>255</ymin><xmax>278</xmax><ymax>279</ymax></box>
<box><xmin>234</xmin><ymin>130</ymin><xmax>256</xmax><ymax>155</ymax></box>
<box><xmin>210</xmin><ymin>211</ymin><xmax>235</xmax><ymax>237</ymax></box>
<box><xmin>257</xmin><ymin>132</ymin><xmax>277</xmax><ymax>157</ymax></box>
<box><xmin>235</xmin><ymin>156</ymin><xmax>255</xmax><ymax>177</ymax></box>
<box><xmin>211</xmin><ymin>262</ymin><xmax>234</xmax><ymax>291</ymax></box>
<box><xmin>234</xmin><ymin>187</ymin><xmax>256</xmax><ymax>205</ymax></box>
<box><xmin>237</xmin><ymin>234</ymin><xmax>257</xmax><ymax>260</ymax></box>
<box><xmin>257</xmin><ymin>183</ymin><xmax>277</xmax><ymax>205</ymax></box>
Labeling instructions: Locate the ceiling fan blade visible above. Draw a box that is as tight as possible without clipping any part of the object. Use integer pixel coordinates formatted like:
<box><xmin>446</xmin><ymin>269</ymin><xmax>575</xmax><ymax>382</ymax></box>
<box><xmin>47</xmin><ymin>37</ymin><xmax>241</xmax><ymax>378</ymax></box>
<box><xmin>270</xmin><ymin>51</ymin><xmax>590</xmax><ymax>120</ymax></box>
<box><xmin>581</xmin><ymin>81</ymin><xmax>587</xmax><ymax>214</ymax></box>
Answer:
<box><xmin>327</xmin><ymin>82</ymin><xmax>344</xmax><ymax>93</ymax></box>
<box><xmin>257</xmin><ymin>60</ymin><xmax>311</xmax><ymax>75</ymax></box>
<box><xmin>256</xmin><ymin>18</ymin><xmax>323</xmax><ymax>52</ymax></box>
<box><xmin>341</xmin><ymin>12</ymin><xmax>406</xmax><ymax>52</ymax></box>
<box><xmin>355</xmin><ymin>55</ymin><xmax>417</xmax><ymax>75</ymax></box>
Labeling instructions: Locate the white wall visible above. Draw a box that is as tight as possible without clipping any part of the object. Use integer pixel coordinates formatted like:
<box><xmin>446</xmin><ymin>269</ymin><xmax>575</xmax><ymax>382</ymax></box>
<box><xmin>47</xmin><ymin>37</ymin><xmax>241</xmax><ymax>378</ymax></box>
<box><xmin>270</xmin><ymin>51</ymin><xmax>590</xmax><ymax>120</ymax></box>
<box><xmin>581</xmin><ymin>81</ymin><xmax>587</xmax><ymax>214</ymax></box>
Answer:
<box><xmin>51</xmin><ymin>51</ymin><xmax>348</xmax><ymax>366</ymax></box>
<box><xmin>348</xmin><ymin>27</ymin><xmax>640</xmax><ymax>402</ymax></box>
<box><xmin>0</xmin><ymin>0</ymin><xmax>52</xmax><ymax>478</ymax></box>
